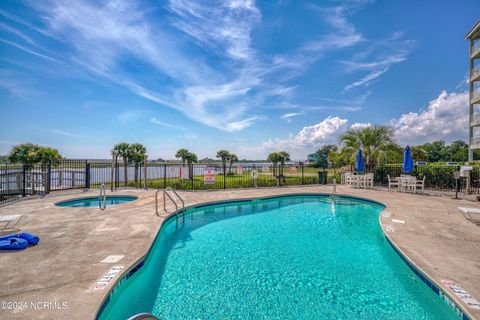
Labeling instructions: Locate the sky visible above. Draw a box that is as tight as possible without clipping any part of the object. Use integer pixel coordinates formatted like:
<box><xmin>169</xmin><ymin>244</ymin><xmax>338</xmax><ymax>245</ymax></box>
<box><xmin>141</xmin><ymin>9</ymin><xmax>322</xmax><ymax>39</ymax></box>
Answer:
<box><xmin>0</xmin><ymin>0</ymin><xmax>479</xmax><ymax>160</ymax></box>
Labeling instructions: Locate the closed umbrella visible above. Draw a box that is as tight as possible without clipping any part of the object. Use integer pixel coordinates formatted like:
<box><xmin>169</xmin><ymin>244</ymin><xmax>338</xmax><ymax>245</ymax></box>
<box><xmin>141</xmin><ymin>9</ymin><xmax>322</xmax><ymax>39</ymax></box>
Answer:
<box><xmin>356</xmin><ymin>149</ymin><xmax>364</xmax><ymax>173</ymax></box>
<box><xmin>403</xmin><ymin>145</ymin><xmax>414</xmax><ymax>174</ymax></box>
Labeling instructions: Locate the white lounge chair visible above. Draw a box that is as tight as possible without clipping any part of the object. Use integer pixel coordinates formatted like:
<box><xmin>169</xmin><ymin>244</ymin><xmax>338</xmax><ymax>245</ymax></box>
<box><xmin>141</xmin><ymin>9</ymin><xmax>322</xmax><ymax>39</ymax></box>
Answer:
<box><xmin>387</xmin><ymin>175</ymin><xmax>399</xmax><ymax>191</ymax></box>
<box><xmin>0</xmin><ymin>214</ymin><xmax>23</xmax><ymax>233</ymax></box>
<box><xmin>458</xmin><ymin>207</ymin><xmax>480</xmax><ymax>225</ymax></box>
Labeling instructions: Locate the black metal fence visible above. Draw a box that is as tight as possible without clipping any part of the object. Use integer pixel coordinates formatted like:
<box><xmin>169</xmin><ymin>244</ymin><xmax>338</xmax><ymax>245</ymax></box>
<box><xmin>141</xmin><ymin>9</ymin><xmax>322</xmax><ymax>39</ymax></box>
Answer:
<box><xmin>1</xmin><ymin>160</ymin><xmax>331</xmax><ymax>204</ymax></box>
<box><xmin>2</xmin><ymin>160</ymin><xmax>479</xmax><ymax>205</ymax></box>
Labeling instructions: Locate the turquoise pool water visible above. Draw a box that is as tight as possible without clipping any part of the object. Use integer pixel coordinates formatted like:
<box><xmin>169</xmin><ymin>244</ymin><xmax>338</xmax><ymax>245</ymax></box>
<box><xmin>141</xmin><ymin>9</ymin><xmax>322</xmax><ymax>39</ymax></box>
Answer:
<box><xmin>55</xmin><ymin>196</ymin><xmax>137</xmax><ymax>208</ymax></box>
<box><xmin>98</xmin><ymin>195</ymin><xmax>458</xmax><ymax>320</ymax></box>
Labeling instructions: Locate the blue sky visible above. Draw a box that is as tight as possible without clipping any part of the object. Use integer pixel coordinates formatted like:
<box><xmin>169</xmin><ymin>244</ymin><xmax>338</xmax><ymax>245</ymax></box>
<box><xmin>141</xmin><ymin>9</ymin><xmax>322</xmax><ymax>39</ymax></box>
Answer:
<box><xmin>0</xmin><ymin>0</ymin><xmax>478</xmax><ymax>160</ymax></box>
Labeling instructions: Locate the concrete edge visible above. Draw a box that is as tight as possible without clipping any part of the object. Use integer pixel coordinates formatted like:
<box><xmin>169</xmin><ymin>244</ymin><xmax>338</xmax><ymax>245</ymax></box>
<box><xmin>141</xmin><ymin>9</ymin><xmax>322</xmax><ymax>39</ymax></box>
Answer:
<box><xmin>379</xmin><ymin>214</ymin><xmax>475</xmax><ymax>320</ymax></box>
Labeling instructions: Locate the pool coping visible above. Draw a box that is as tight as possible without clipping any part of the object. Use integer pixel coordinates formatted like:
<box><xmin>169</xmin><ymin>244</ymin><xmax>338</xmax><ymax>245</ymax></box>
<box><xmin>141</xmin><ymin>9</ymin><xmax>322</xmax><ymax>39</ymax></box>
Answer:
<box><xmin>54</xmin><ymin>194</ymin><xmax>139</xmax><ymax>207</ymax></box>
<box><xmin>95</xmin><ymin>192</ymin><xmax>473</xmax><ymax>320</ymax></box>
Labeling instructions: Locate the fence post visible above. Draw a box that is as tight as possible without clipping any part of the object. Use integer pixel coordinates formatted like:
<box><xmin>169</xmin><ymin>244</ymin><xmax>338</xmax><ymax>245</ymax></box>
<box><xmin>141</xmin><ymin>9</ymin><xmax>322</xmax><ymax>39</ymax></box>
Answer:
<box><xmin>46</xmin><ymin>162</ymin><xmax>52</xmax><ymax>193</ymax></box>
<box><xmin>163</xmin><ymin>163</ymin><xmax>167</xmax><ymax>189</ymax></box>
<box><xmin>144</xmin><ymin>154</ymin><xmax>148</xmax><ymax>190</ymax></box>
<box><xmin>22</xmin><ymin>164</ymin><xmax>26</xmax><ymax>197</ymax></box>
<box><xmin>115</xmin><ymin>161</ymin><xmax>120</xmax><ymax>189</ymax></box>
<box><xmin>301</xmin><ymin>162</ymin><xmax>304</xmax><ymax>185</ymax></box>
<box><xmin>111</xmin><ymin>153</ymin><xmax>116</xmax><ymax>192</ymax></box>
<box><xmin>380</xmin><ymin>165</ymin><xmax>384</xmax><ymax>186</ymax></box>
<box><xmin>191</xmin><ymin>163</ymin><xmax>194</xmax><ymax>190</ymax></box>
<box><xmin>85</xmin><ymin>162</ymin><xmax>90</xmax><ymax>189</ymax></box>
<box><xmin>223</xmin><ymin>164</ymin><xmax>226</xmax><ymax>189</ymax></box>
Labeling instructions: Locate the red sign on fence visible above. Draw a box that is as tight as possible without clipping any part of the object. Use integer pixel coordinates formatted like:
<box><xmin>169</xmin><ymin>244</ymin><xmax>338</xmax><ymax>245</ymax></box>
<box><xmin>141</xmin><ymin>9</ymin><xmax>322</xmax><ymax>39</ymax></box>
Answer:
<box><xmin>204</xmin><ymin>167</ymin><xmax>215</xmax><ymax>185</ymax></box>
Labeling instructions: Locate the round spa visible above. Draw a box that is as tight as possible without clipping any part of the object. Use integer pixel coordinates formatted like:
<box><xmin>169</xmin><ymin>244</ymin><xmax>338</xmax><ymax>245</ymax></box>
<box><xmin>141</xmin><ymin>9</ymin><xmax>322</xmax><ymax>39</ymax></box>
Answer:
<box><xmin>97</xmin><ymin>194</ymin><xmax>460</xmax><ymax>320</ymax></box>
<box><xmin>55</xmin><ymin>195</ymin><xmax>138</xmax><ymax>208</ymax></box>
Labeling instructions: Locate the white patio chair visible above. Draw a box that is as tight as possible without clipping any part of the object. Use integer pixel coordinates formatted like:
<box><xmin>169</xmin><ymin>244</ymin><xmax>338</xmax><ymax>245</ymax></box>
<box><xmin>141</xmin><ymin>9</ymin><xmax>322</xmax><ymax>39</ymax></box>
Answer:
<box><xmin>387</xmin><ymin>175</ymin><xmax>399</xmax><ymax>191</ymax></box>
<box><xmin>416</xmin><ymin>176</ymin><xmax>426</xmax><ymax>193</ymax></box>
<box><xmin>401</xmin><ymin>176</ymin><xmax>417</xmax><ymax>193</ymax></box>
<box><xmin>344</xmin><ymin>173</ymin><xmax>353</xmax><ymax>186</ymax></box>
<box><xmin>364</xmin><ymin>173</ymin><xmax>374</xmax><ymax>189</ymax></box>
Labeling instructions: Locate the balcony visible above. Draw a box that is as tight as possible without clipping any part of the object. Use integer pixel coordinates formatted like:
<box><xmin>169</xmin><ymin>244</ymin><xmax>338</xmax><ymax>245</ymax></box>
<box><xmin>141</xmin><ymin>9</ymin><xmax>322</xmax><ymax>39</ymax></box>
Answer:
<box><xmin>472</xmin><ymin>43</ymin><xmax>480</xmax><ymax>59</ymax></box>
<box><xmin>472</xmin><ymin>89</ymin><xmax>480</xmax><ymax>104</ymax></box>
<box><xmin>472</xmin><ymin>66</ymin><xmax>480</xmax><ymax>82</ymax></box>
<box><xmin>471</xmin><ymin>113</ymin><xmax>480</xmax><ymax>126</ymax></box>
<box><xmin>471</xmin><ymin>136</ymin><xmax>480</xmax><ymax>149</ymax></box>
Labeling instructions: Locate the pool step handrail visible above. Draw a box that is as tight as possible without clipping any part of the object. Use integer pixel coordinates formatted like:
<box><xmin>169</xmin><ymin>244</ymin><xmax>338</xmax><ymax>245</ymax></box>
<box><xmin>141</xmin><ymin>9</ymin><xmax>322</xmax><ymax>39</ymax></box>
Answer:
<box><xmin>127</xmin><ymin>313</ymin><xmax>159</xmax><ymax>320</ymax></box>
<box><xmin>155</xmin><ymin>187</ymin><xmax>185</xmax><ymax>225</ymax></box>
<box><xmin>99</xmin><ymin>183</ymin><xmax>107</xmax><ymax>211</ymax></box>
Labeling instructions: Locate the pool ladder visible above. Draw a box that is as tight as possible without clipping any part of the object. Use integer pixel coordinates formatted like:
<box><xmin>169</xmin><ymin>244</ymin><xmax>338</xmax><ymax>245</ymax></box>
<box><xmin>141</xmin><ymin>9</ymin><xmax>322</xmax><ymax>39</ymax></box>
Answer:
<box><xmin>99</xmin><ymin>183</ymin><xmax>107</xmax><ymax>211</ymax></box>
<box><xmin>155</xmin><ymin>187</ymin><xmax>185</xmax><ymax>225</ymax></box>
<box><xmin>127</xmin><ymin>313</ymin><xmax>159</xmax><ymax>320</ymax></box>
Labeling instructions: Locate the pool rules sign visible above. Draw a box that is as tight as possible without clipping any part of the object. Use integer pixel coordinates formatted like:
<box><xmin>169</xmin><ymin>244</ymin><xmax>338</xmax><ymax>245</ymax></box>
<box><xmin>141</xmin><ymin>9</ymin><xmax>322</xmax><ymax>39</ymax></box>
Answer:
<box><xmin>204</xmin><ymin>167</ymin><xmax>215</xmax><ymax>185</ymax></box>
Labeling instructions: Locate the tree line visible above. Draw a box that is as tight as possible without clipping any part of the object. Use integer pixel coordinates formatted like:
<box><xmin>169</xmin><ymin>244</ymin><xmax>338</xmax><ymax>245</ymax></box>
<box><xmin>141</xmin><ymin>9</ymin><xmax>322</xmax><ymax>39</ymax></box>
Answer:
<box><xmin>313</xmin><ymin>125</ymin><xmax>473</xmax><ymax>170</ymax></box>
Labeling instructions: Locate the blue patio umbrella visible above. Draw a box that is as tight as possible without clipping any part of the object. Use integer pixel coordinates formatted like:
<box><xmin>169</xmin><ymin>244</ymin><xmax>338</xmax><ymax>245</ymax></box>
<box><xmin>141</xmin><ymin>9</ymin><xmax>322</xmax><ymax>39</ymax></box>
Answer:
<box><xmin>356</xmin><ymin>149</ymin><xmax>364</xmax><ymax>173</ymax></box>
<box><xmin>403</xmin><ymin>145</ymin><xmax>414</xmax><ymax>174</ymax></box>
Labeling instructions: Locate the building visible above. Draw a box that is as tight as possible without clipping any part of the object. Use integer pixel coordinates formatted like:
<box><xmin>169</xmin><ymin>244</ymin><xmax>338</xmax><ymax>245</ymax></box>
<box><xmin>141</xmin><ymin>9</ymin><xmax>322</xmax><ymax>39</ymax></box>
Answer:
<box><xmin>466</xmin><ymin>21</ymin><xmax>480</xmax><ymax>161</ymax></box>
<box><xmin>306</xmin><ymin>153</ymin><xmax>319</xmax><ymax>163</ymax></box>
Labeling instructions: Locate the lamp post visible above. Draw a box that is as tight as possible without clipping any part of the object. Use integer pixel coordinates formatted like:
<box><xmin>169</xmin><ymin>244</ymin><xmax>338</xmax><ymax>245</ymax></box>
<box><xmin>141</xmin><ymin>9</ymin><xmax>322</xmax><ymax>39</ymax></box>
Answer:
<box><xmin>111</xmin><ymin>150</ymin><xmax>117</xmax><ymax>192</ymax></box>
<box><xmin>143</xmin><ymin>152</ymin><xmax>148</xmax><ymax>190</ymax></box>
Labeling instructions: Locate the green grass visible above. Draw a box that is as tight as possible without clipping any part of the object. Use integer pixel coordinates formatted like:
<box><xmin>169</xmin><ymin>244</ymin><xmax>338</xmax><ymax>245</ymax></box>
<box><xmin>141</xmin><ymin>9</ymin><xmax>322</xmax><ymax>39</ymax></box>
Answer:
<box><xmin>116</xmin><ymin>173</ymin><xmax>323</xmax><ymax>190</ymax></box>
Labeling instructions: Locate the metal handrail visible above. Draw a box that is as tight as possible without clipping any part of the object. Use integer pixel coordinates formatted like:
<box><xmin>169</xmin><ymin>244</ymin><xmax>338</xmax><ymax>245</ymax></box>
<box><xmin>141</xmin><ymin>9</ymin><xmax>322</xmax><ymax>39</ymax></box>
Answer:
<box><xmin>127</xmin><ymin>313</ymin><xmax>159</xmax><ymax>320</ymax></box>
<box><xmin>155</xmin><ymin>188</ymin><xmax>185</xmax><ymax>225</ymax></box>
<box><xmin>99</xmin><ymin>183</ymin><xmax>106</xmax><ymax>211</ymax></box>
<box><xmin>165</xmin><ymin>187</ymin><xmax>185</xmax><ymax>209</ymax></box>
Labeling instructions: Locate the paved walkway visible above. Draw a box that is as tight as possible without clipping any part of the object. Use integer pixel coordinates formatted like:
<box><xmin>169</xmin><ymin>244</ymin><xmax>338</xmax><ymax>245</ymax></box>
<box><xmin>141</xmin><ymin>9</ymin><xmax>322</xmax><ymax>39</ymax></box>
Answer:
<box><xmin>0</xmin><ymin>186</ymin><xmax>479</xmax><ymax>319</ymax></box>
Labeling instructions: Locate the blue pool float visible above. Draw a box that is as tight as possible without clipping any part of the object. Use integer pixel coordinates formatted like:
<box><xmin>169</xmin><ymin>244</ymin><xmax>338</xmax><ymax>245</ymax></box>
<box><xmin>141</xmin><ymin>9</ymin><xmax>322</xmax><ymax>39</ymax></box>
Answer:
<box><xmin>0</xmin><ymin>237</ymin><xmax>28</xmax><ymax>250</ymax></box>
<box><xmin>0</xmin><ymin>232</ymin><xmax>40</xmax><ymax>250</ymax></box>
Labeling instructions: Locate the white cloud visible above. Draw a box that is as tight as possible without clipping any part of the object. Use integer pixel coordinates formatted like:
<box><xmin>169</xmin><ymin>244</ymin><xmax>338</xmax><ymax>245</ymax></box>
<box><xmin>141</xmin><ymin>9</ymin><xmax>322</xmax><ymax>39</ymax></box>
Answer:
<box><xmin>390</xmin><ymin>90</ymin><xmax>468</xmax><ymax>144</ymax></box>
<box><xmin>303</xmin><ymin>5</ymin><xmax>364</xmax><ymax>53</ymax></box>
<box><xmin>343</xmin><ymin>68</ymin><xmax>388</xmax><ymax>92</ymax></box>
<box><xmin>350</xmin><ymin>122</ymin><xmax>372</xmax><ymax>130</ymax></box>
<box><xmin>340</xmin><ymin>32</ymin><xmax>414</xmax><ymax>93</ymax></box>
<box><xmin>117</xmin><ymin>110</ymin><xmax>146</xmax><ymax>125</ymax></box>
<box><xmin>150</xmin><ymin>117</ymin><xmax>186</xmax><ymax>131</ymax></box>
<box><xmin>26</xmin><ymin>0</ymin><xmax>306</xmax><ymax>132</ymax></box>
<box><xmin>0</xmin><ymin>38</ymin><xmax>59</xmax><ymax>63</ymax></box>
<box><xmin>281</xmin><ymin>112</ymin><xmax>304</xmax><ymax>122</ymax></box>
<box><xmin>238</xmin><ymin>116</ymin><xmax>349</xmax><ymax>159</ymax></box>
<box><xmin>341</xmin><ymin>54</ymin><xmax>407</xmax><ymax>72</ymax></box>
<box><xmin>168</xmin><ymin>0</ymin><xmax>261</xmax><ymax>60</ymax></box>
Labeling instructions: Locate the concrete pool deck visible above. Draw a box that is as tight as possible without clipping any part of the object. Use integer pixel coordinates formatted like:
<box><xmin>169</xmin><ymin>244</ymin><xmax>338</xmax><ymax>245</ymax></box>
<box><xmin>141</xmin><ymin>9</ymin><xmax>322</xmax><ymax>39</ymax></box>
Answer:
<box><xmin>0</xmin><ymin>186</ymin><xmax>479</xmax><ymax>319</ymax></box>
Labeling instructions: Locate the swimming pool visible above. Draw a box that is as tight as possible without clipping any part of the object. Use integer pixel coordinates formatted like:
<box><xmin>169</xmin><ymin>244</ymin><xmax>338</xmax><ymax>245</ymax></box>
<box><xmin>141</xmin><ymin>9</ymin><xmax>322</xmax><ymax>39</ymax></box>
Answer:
<box><xmin>97</xmin><ymin>195</ymin><xmax>460</xmax><ymax>319</ymax></box>
<box><xmin>55</xmin><ymin>196</ymin><xmax>138</xmax><ymax>208</ymax></box>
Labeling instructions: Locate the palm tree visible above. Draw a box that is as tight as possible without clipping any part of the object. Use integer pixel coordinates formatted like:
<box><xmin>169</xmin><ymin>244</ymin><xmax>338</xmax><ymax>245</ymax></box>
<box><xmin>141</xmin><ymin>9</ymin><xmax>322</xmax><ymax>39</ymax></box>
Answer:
<box><xmin>175</xmin><ymin>148</ymin><xmax>190</xmax><ymax>165</ymax></box>
<box><xmin>267</xmin><ymin>152</ymin><xmax>282</xmax><ymax>177</ymax></box>
<box><xmin>340</xmin><ymin>125</ymin><xmax>396</xmax><ymax>172</ymax></box>
<box><xmin>113</xmin><ymin>143</ymin><xmax>131</xmax><ymax>186</ymax></box>
<box><xmin>185</xmin><ymin>152</ymin><xmax>198</xmax><ymax>179</ymax></box>
<box><xmin>129</xmin><ymin>143</ymin><xmax>147</xmax><ymax>183</ymax></box>
<box><xmin>278</xmin><ymin>151</ymin><xmax>290</xmax><ymax>178</ymax></box>
<box><xmin>216</xmin><ymin>150</ymin><xmax>230</xmax><ymax>173</ymax></box>
<box><xmin>228</xmin><ymin>153</ymin><xmax>238</xmax><ymax>174</ymax></box>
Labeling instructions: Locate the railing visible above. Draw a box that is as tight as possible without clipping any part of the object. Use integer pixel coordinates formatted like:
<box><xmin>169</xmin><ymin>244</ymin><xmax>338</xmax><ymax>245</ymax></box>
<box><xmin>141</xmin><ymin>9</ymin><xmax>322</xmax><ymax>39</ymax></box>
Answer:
<box><xmin>127</xmin><ymin>313</ymin><xmax>159</xmax><ymax>320</ymax></box>
<box><xmin>155</xmin><ymin>188</ymin><xmax>185</xmax><ymax>226</ymax></box>
<box><xmin>99</xmin><ymin>183</ymin><xmax>106</xmax><ymax>211</ymax></box>
<box><xmin>472</xmin><ymin>66</ymin><xmax>480</xmax><ymax>82</ymax></box>
<box><xmin>471</xmin><ymin>114</ymin><xmax>480</xmax><ymax>126</ymax></box>
<box><xmin>7</xmin><ymin>160</ymin><xmax>480</xmax><ymax>204</ymax></box>
<box><xmin>472</xmin><ymin>43</ymin><xmax>480</xmax><ymax>58</ymax></box>
<box><xmin>472</xmin><ymin>89</ymin><xmax>480</xmax><ymax>104</ymax></box>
